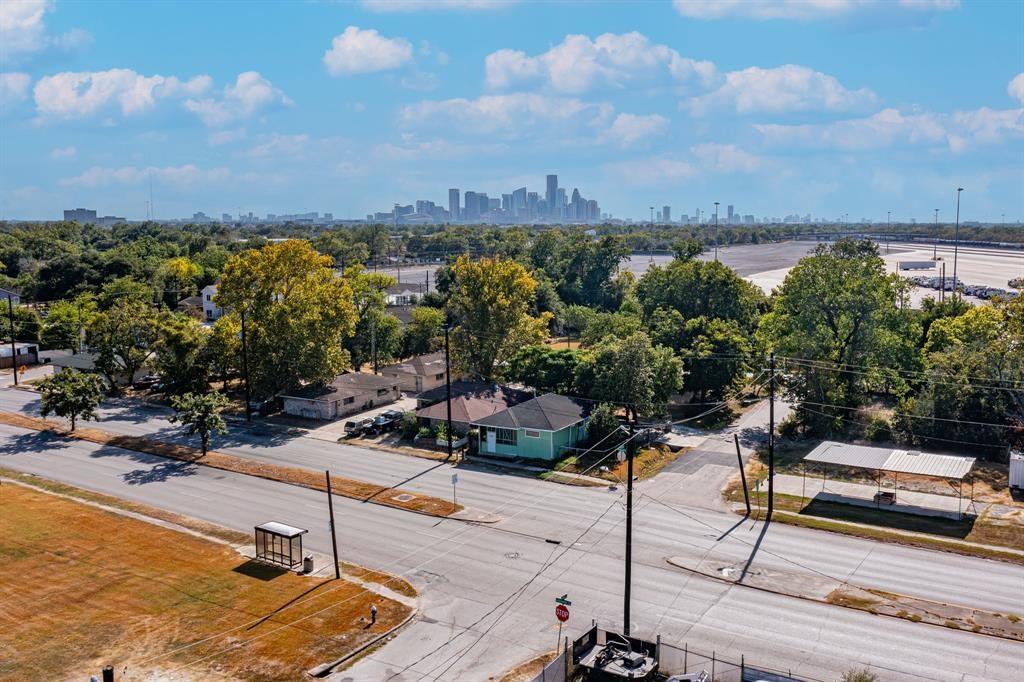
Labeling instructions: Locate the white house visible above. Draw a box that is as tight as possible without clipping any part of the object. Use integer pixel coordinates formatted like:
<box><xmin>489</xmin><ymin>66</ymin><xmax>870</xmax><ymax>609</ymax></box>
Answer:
<box><xmin>201</xmin><ymin>284</ymin><xmax>223</xmax><ymax>321</ymax></box>
<box><xmin>379</xmin><ymin>351</ymin><xmax>449</xmax><ymax>393</ymax></box>
<box><xmin>279</xmin><ymin>373</ymin><xmax>401</xmax><ymax>421</ymax></box>
<box><xmin>385</xmin><ymin>282</ymin><xmax>423</xmax><ymax>307</ymax></box>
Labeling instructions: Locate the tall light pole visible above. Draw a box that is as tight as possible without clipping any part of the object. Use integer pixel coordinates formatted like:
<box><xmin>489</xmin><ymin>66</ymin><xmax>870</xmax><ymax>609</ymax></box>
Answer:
<box><xmin>933</xmin><ymin>208</ymin><xmax>939</xmax><ymax>260</ymax></box>
<box><xmin>952</xmin><ymin>188</ymin><xmax>963</xmax><ymax>299</ymax></box>
<box><xmin>713</xmin><ymin>201</ymin><xmax>720</xmax><ymax>261</ymax></box>
<box><xmin>647</xmin><ymin>204</ymin><xmax>655</xmax><ymax>260</ymax></box>
<box><xmin>886</xmin><ymin>210</ymin><xmax>891</xmax><ymax>254</ymax></box>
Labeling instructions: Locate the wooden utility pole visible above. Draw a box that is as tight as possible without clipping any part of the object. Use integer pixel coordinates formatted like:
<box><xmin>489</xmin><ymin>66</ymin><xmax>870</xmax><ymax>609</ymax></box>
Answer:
<box><xmin>623</xmin><ymin>414</ymin><xmax>635</xmax><ymax>636</ymax></box>
<box><xmin>443</xmin><ymin>325</ymin><xmax>453</xmax><ymax>459</ymax></box>
<box><xmin>7</xmin><ymin>294</ymin><xmax>17</xmax><ymax>387</ymax></box>
<box><xmin>240</xmin><ymin>309</ymin><xmax>251</xmax><ymax>422</ymax></box>
<box><xmin>735</xmin><ymin>433</ymin><xmax>750</xmax><ymax>516</ymax></box>
<box><xmin>767</xmin><ymin>353</ymin><xmax>776</xmax><ymax>518</ymax></box>
<box><xmin>326</xmin><ymin>471</ymin><xmax>340</xmax><ymax>579</ymax></box>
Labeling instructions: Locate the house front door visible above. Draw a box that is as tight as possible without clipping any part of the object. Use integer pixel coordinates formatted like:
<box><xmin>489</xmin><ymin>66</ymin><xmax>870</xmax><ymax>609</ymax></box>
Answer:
<box><xmin>486</xmin><ymin>428</ymin><xmax>496</xmax><ymax>453</ymax></box>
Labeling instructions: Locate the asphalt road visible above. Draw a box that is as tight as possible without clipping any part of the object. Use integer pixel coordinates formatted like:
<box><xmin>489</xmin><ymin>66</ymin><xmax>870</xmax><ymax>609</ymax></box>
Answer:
<box><xmin>1</xmin><ymin>388</ymin><xmax>1022</xmax><ymax>681</ymax></box>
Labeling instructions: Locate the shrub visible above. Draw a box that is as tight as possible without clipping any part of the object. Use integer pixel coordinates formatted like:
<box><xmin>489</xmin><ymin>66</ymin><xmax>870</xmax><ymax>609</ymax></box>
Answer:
<box><xmin>841</xmin><ymin>669</ymin><xmax>879</xmax><ymax>682</ymax></box>
<box><xmin>864</xmin><ymin>414</ymin><xmax>890</xmax><ymax>442</ymax></box>
<box><xmin>416</xmin><ymin>426</ymin><xmax>432</xmax><ymax>439</ymax></box>
<box><xmin>400</xmin><ymin>412</ymin><xmax>419</xmax><ymax>440</ymax></box>
<box><xmin>777</xmin><ymin>413</ymin><xmax>801</xmax><ymax>439</ymax></box>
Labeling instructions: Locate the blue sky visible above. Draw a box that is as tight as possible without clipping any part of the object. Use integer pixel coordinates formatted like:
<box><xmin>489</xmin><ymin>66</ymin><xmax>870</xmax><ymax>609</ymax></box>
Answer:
<box><xmin>1</xmin><ymin>0</ymin><xmax>1021</xmax><ymax>223</ymax></box>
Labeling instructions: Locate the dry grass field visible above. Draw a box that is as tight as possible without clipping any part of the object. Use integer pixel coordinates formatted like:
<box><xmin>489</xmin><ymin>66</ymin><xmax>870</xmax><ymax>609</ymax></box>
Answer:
<box><xmin>0</xmin><ymin>482</ymin><xmax>413</xmax><ymax>681</ymax></box>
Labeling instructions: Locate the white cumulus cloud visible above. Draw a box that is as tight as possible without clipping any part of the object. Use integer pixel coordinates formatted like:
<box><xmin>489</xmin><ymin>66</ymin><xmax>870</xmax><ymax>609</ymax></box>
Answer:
<box><xmin>602</xmin><ymin>158</ymin><xmax>697</xmax><ymax>186</ymax></box>
<box><xmin>50</xmin><ymin>145</ymin><xmax>76</xmax><ymax>159</ymax></box>
<box><xmin>690</xmin><ymin>143</ymin><xmax>765</xmax><ymax>173</ymax></box>
<box><xmin>248</xmin><ymin>133</ymin><xmax>310</xmax><ymax>158</ymax></box>
<box><xmin>0</xmin><ymin>0</ymin><xmax>91</xmax><ymax>63</ymax></box>
<box><xmin>600</xmin><ymin>113</ymin><xmax>669</xmax><ymax>147</ymax></box>
<box><xmin>33</xmin><ymin>69</ymin><xmax>211</xmax><ymax>119</ymax></box>
<box><xmin>755</xmin><ymin>106</ymin><xmax>1023</xmax><ymax>152</ymax></box>
<box><xmin>685</xmin><ymin>64</ymin><xmax>877</xmax><ymax>115</ymax></box>
<box><xmin>485</xmin><ymin>32</ymin><xmax>718</xmax><ymax>94</ymax></box>
<box><xmin>323</xmin><ymin>26</ymin><xmax>413</xmax><ymax>76</ymax></box>
<box><xmin>673</xmin><ymin>0</ymin><xmax>958</xmax><ymax>23</ymax></box>
<box><xmin>60</xmin><ymin>164</ymin><xmax>230</xmax><ymax>188</ymax></box>
<box><xmin>184</xmin><ymin>71</ymin><xmax>291</xmax><ymax>126</ymax></box>
<box><xmin>0</xmin><ymin>72</ymin><xmax>31</xmax><ymax>102</ymax></box>
<box><xmin>1009</xmin><ymin>73</ymin><xmax>1024</xmax><ymax>105</ymax></box>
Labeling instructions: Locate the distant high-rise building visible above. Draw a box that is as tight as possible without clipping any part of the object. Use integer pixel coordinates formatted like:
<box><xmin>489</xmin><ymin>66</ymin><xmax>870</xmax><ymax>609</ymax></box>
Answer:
<box><xmin>464</xmin><ymin>191</ymin><xmax>479</xmax><ymax>221</ymax></box>
<box><xmin>501</xmin><ymin>194</ymin><xmax>512</xmax><ymax>212</ymax></box>
<box><xmin>64</xmin><ymin>208</ymin><xmax>97</xmax><ymax>222</ymax></box>
<box><xmin>555</xmin><ymin>188</ymin><xmax>567</xmax><ymax>219</ymax></box>
<box><xmin>511</xmin><ymin>187</ymin><xmax>527</xmax><ymax>217</ymax></box>
<box><xmin>546</xmin><ymin>175</ymin><xmax>558</xmax><ymax>216</ymax></box>
<box><xmin>662</xmin><ymin>205</ymin><xmax>671</xmax><ymax>223</ymax></box>
<box><xmin>570</xmin><ymin>188</ymin><xmax>584</xmax><ymax>221</ymax></box>
<box><xmin>222</xmin><ymin>213</ymin><xmax>232</xmax><ymax>222</ymax></box>
<box><xmin>727</xmin><ymin>205</ymin><xmax>735</xmax><ymax>223</ymax></box>
<box><xmin>586</xmin><ymin>199</ymin><xmax>599</xmax><ymax>221</ymax></box>
<box><xmin>448</xmin><ymin>188</ymin><xmax>460</xmax><ymax>221</ymax></box>
<box><xmin>527</xmin><ymin>192</ymin><xmax>539</xmax><ymax>219</ymax></box>
<box><xmin>488</xmin><ymin>197</ymin><xmax>500</xmax><ymax>212</ymax></box>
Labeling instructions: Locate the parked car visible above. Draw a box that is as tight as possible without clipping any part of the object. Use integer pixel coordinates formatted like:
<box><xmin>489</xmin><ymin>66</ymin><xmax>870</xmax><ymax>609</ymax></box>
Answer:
<box><xmin>344</xmin><ymin>417</ymin><xmax>375</xmax><ymax>436</ymax></box>
<box><xmin>132</xmin><ymin>374</ymin><xmax>161</xmax><ymax>389</ymax></box>
<box><xmin>371</xmin><ymin>409</ymin><xmax>404</xmax><ymax>434</ymax></box>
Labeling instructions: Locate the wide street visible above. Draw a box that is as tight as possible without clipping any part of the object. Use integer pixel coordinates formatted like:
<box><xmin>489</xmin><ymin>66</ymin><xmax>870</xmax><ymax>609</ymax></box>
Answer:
<box><xmin>1</xmin><ymin>386</ymin><xmax>1022</xmax><ymax>680</ymax></box>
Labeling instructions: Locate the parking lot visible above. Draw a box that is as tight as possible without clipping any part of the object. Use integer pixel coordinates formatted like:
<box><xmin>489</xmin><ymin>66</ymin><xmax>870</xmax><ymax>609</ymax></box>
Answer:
<box><xmin>284</xmin><ymin>395</ymin><xmax>418</xmax><ymax>443</ymax></box>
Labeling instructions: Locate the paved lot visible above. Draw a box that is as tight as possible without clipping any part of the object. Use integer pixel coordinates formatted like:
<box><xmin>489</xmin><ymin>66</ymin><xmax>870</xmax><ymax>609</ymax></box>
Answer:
<box><xmin>1</xmin><ymin>387</ymin><xmax>1021</xmax><ymax>681</ymax></box>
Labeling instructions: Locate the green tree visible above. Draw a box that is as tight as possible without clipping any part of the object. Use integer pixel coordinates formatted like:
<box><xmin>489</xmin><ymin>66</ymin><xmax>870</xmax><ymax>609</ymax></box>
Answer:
<box><xmin>157</xmin><ymin>256</ymin><xmax>202</xmax><ymax>307</ymax></box>
<box><xmin>87</xmin><ymin>299</ymin><xmax>159</xmax><ymax>392</ymax></box>
<box><xmin>680</xmin><ymin>317</ymin><xmax>751</xmax><ymax>401</ymax></box>
<box><xmin>635</xmin><ymin>258</ymin><xmax>765</xmax><ymax>332</ymax></box>
<box><xmin>40</xmin><ymin>295</ymin><xmax>97</xmax><ymax>352</ymax></box>
<box><xmin>585</xmin><ymin>402</ymin><xmax>623</xmax><ymax>447</ymax></box>
<box><xmin>575</xmin><ymin>332</ymin><xmax>682</xmax><ymax>419</ymax></box>
<box><xmin>505</xmin><ymin>345</ymin><xmax>581</xmax><ymax>393</ymax></box>
<box><xmin>552</xmin><ymin>234</ymin><xmax>631</xmax><ymax>310</ymax></box>
<box><xmin>342</xmin><ymin>266</ymin><xmax>397</xmax><ymax>370</ymax></box>
<box><xmin>169</xmin><ymin>391</ymin><xmax>231</xmax><ymax>456</ymax></box>
<box><xmin>98</xmin><ymin>276</ymin><xmax>154</xmax><ymax>309</ymax></box>
<box><xmin>756</xmin><ymin>239</ymin><xmax>920</xmax><ymax>435</ymax></box>
<box><xmin>403</xmin><ymin>306</ymin><xmax>445</xmax><ymax>357</ymax></box>
<box><xmin>1</xmin><ymin>305</ymin><xmax>42</xmax><ymax>344</ymax></box>
<box><xmin>38</xmin><ymin>368</ymin><xmax>106</xmax><ymax>431</ymax></box>
<box><xmin>448</xmin><ymin>255</ymin><xmax>550</xmax><ymax>380</ymax></box>
<box><xmin>153</xmin><ymin>313</ymin><xmax>213</xmax><ymax>394</ymax></box>
<box><xmin>216</xmin><ymin>240</ymin><xmax>357</xmax><ymax>397</ymax></box>
<box><xmin>671</xmin><ymin>238</ymin><xmax>704</xmax><ymax>261</ymax></box>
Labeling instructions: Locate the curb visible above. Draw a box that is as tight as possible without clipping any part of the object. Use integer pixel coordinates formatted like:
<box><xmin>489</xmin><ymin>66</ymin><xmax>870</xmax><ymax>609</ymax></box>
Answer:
<box><xmin>306</xmin><ymin>608</ymin><xmax>419</xmax><ymax>678</ymax></box>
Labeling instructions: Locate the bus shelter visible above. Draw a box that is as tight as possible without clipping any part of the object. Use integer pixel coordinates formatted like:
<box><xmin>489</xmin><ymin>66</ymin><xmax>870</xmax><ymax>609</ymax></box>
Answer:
<box><xmin>802</xmin><ymin>441</ymin><xmax>976</xmax><ymax>520</ymax></box>
<box><xmin>254</xmin><ymin>521</ymin><xmax>308</xmax><ymax>569</ymax></box>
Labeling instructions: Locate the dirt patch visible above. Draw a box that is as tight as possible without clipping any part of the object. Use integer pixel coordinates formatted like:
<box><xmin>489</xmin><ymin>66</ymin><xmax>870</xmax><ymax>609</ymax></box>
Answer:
<box><xmin>554</xmin><ymin>444</ymin><xmax>685</xmax><ymax>483</ymax></box>
<box><xmin>0</xmin><ymin>482</ymin><xmax>413</xmax><ymax>680</ymax></box>
<box><xmin>496</xmin><ymin>651</ymin><xmax>558</xmax><ymax>681</ymax></box>
<box><xmin>0</xmin><ymin>410</ymin><xmax>462</xmax><ymax>518</ymax></box>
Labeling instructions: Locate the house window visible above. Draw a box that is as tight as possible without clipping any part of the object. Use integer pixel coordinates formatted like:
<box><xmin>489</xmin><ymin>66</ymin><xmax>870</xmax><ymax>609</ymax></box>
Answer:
<box><xmin>524</xmin><ymin>430</ymin><xmax>540</xmax><ymax>438</ymax></box>
<box><xmin>377</xmin><ymin>388</ymin><xmax>391</xmax><ymax>396</ymax></box>
<box><xmin>343</xmin><ymin>397</ymin><xmax>354</xmax><ymax>405</ymax></box>
<box><xmin>206</xmin><ymin>294</ymin><xmax>211</xmax><ymax>301</ymax></box>
<box><xmin>435</xmin><ymin>373</ymin><xmax>445</xmax><ymax>380</ymax></box>
<box><xmin>495</xmin><ymin>428</ymin><xmax>517</xmax><ymax>446</ymax></box>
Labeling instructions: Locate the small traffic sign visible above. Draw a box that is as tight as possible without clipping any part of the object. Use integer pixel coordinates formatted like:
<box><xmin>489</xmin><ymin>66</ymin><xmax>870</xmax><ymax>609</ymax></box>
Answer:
<box><xmin>555</xmin><ymin>604</ymin><xmax>570</xmax><ymax>622</ymax></box>
<box><xmin>555</xmin><ymin>594</ymin><xmax>572</xmax><ymax>606</ymax></box>
<box><xmin>451</xmin><ymin>473</ymin><xmax>459</xmax><ymax>485</ymax></box>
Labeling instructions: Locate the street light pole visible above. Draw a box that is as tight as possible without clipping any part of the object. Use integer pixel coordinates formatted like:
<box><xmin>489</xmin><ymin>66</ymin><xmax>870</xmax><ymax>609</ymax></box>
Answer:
<box><xmin>6</xmin><ymin>294</ymin><xmax>17</xmax><ymax>387</ymax></box>
<box><xmin>886</xmin><ymin>211</ymin><xmax>891</xmax><ymax>254</ymax></box>
<box><xmin>933</xmin><ymin>208</ymin><xmax>939</xmax><ymax>260</ymax></box>
<box><xmin>713</xmin><ymin>201</ymin><xmax>720</xmax><ymax>261</ymax></box>
<box><xmin>240</xmin><ymin>308</ymin><xmax>251</xmax><ymax>422</ymax></box>
<box><xmin>953</xmin><ymin>187</ymin><xmax>964</xmax><ymax>299</ymax></box>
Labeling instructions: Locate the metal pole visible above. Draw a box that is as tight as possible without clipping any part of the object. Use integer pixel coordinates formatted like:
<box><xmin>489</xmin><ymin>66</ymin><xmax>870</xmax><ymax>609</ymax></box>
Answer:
<box><xmin>102</xmin><ymin>665</ymin><xmax>114</xmax><ymax>682</ymax></box>
<box><xmin>714</xmin><ymin>202</ymin><xmax>719</xmax><ymax>261</ymax></box>
<box><xmin>624</xmin><ymin>415</ymin><xmax>635</xmax><ymax>636</ymax></box>
<box><xmin>767</xmin><ymin>353</ymin><xmax>775</xmax><ymax>518</ymax></box>
<box><xmin>952</xmin><ymin>187</ymin><xmax>963</xmax><ymax>299</ymax></box>
<box><xmin>735</xmin><ymin>433</ymin><xmax>750</xmax><ymax>516</ymax></box>
<box><xmin>444</xmin><ymin>325</ymin><xmax>453</xmax><ymax>460</ymax></box>
<box><xmin>240</xmin><ymin>309</ymin><xmax>251</xmax><ymax>422</ymax></box>
<box><xmin>933</xmin><ymin>208</ymin><xmax>939</xmax><ymax>260</ymax></box>
<box><xmin>940</xmin><ymin>262</ymin><xmax>946</xmax><ymax>303</ymax></box>
<box><xmin>371</xmin><ymin>314</ymin><xmax>378</xmax><ymax>374</ymax></box>
<box><xmin>7</xmin><ymin>294</ymin><xmax>17</xmax><ymax>386</ymax></box>
<box><xmin>649</xmin><ymin>206</ymin><xmax>655</xmax><ymax>262</ymax></box>
<box><xmin>326</xmin><ymin>471</ymin><xmax>340</xmax><ymax>579</ymax></box>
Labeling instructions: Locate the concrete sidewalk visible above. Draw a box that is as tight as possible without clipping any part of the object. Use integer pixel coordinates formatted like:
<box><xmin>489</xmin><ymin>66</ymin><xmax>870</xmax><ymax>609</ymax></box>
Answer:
<box><xmin>775</xmin><ymin>473</ymin><xmax>983</xmax><ymax>520</ymax></box>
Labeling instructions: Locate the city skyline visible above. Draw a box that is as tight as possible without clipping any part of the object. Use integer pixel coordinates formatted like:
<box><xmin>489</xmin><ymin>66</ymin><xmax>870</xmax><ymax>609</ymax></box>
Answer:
<box><xmin>1</xmin><ymin>1</ymin><xmax>1022</xmax><ymax>222</ymax></box>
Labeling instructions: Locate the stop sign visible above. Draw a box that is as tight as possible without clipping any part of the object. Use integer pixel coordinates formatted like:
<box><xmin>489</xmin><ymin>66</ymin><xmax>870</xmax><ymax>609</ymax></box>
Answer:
<box><xmin>555</xmin><ymin>604</ymin><xmax>570</xmax><ymax>622</ymax></box>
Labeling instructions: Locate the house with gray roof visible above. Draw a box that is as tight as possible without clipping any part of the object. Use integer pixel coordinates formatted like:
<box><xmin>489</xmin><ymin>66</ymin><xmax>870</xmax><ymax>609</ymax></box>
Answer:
<box><xmin>472</xmin><ymin>393</ymin><xmax>590</xmax><ymax>461</ymax></box>
<box><xmin>279</xmin><ymin>373</ymin><xmax>400</xmax><ymax>420</ymax></box>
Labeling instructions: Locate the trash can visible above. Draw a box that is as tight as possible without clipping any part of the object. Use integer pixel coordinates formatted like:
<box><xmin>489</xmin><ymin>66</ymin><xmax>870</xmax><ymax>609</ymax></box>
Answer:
<box><xmin>302</xmin><ymin>555</ymin><xmax>314</xmax><ymax>573</ymax></box>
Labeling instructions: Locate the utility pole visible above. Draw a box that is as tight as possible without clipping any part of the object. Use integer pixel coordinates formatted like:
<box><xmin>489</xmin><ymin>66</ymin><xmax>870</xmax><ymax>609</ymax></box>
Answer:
<box><xmin>623</xmin><ymin>413</ymin><xmax>635</xmax><ymax>636</ymax></box>
<box><xmin>443</xmin><ymin>325</ymin><xmax>454</xmax><ymax>460</ymax></box>
<box><xmin>953</xmin><ymin>187</ymin><xmax>964</xmax><ymax>300</ymax></box>
<box><xmin>325</xmin><ymin>471</ymin><xmax>341</xmax><ymax>579</ymax></box>
<box><xmin>240</xmin><ymin>309</ymin><xmax>251</xmax><ymax>422</ymax></box>
<box><xmin>649</xmin><ymin>206</ymin><xmax>655</xmax><ymax>262</ymax></box>
<box><xmin>370</xmin><ymin>314</ymin><xmax>378</xmax><ymax>374</ymax></box>
<box><xmin>886</xmin><ymin>211</ymin><xmax>891</xmax><ymax>254</ymax></box>
<box><xmin>933</xmin><ymin>208</ymin><xmax>939</xmax><ymax>260</ymax></box>
<box><xmin>767</xmin><ymin>353</ymin><xmax>775</xmax><ymax>518</ymax></box>
<box><xmin>6</xmin><ymin>293</ymin><xmax>17</xmax><ymax>387</ymax></box>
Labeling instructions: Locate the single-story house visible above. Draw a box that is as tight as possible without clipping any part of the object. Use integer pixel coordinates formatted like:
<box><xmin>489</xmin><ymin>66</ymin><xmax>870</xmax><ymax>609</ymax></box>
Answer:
<box><xmin>379</xmin><ymin>351</ymin><xmax>450</xmax><ymax>394</ymax></box>
<box><xmin>473</xmin><ymin>393</ymin><xmax>590</xmax><ymax>461</ymax></box>
<box><xmin>0</xmin><ymin>342</ymin><xmax>39</xmax><ymax>370</ymax></box>
<box><xmin>201</xmin><ymin>283</ymin><xmax>223</xmax><ymax>321</ymax></box>
<box><xmin>177</xmin><ymin>295</ymin><xmax>204</xmax><ymax>318</ymax></box>
<box><xmin>415</xmin><ymin>382</ymin><xmax>530</xmax><ymax>434</ymax></box>
<box><xmin>43</xmin><ymin>349</ymin><xmax>153</xmax><ymax>384</ymax></box>
<box><xmin>386</xmin><ymin>282</ymin><xmax>424</xmax><ymax>307</ymax></box>
<box><xmin>279</xmin><ymin>373</ymin><xmax>400</xmax><ymax>421</ymax></box>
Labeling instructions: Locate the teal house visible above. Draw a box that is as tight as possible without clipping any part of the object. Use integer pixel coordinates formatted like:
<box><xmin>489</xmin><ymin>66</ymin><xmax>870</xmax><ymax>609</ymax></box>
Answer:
<box><xmin>473</xmin><ymin>393</ymin><xmax>589</xmax><ymax>461</ymax></box>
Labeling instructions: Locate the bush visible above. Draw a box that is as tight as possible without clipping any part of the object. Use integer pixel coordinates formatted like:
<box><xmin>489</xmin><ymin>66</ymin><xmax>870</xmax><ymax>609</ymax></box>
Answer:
<box><xmin>841</xmin><ymin>668</ymin><xmax>878</xmax><ymax>682</ymax></box>
<box><xmin>416</xmin><ymin>426</ymin><xmax>432</xmax><ymax>439</ymax></box>
<box><xmin>435</xmin><ymin>422</ymin><xmax>448</xmax><ymax>442</ymax></box>
<box><xmin>777</xmin><ymin>413</ymin><xmax>801</xmax><ymax>439</ymax></box>
<box><xmin>400</xmin><ymin>412</ymin><xmax>419</xmax><ymax>440</ymax></box>
<box><xmin>587</xmin><ymin>403</ymin><xmax>622</xmax><ymax>447</ymax></box>
<box><xmin>864</xmin><ymin>414</ymin><xmax>890</xmax><ymax>442</ymax></box>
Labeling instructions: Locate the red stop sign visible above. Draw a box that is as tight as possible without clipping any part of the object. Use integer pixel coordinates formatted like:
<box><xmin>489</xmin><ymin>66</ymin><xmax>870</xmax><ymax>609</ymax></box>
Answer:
<box><xmin>555</xmin><ymin>604</ymin><xmax>570</xmax><ymax>622</ymax></box>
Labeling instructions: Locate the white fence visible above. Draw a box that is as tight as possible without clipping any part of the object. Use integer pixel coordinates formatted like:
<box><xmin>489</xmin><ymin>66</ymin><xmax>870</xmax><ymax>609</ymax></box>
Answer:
<box><xmin>528</xmin><ymin>650</ymin><xmax>566</xmax><ymax>682</ymax></box>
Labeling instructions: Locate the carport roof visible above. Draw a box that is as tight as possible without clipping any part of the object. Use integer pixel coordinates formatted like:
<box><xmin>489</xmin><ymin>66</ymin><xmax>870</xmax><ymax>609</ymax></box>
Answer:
<box><xmin>803</xmin><ymin>441</ymin><xmax>975</xmax><ymax>480</ymax></box>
